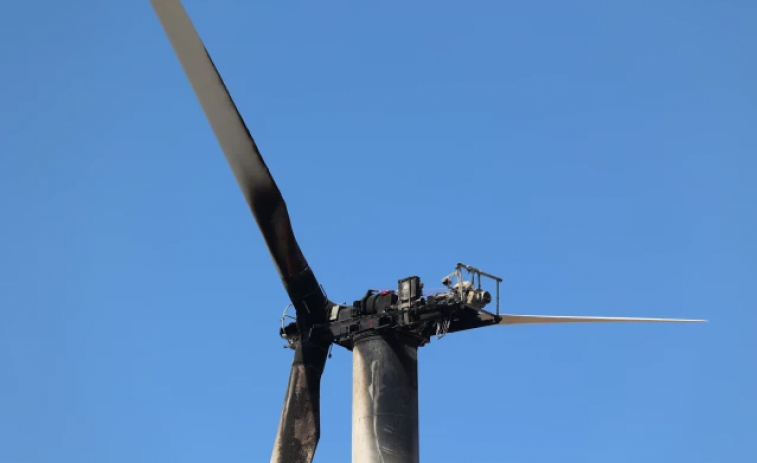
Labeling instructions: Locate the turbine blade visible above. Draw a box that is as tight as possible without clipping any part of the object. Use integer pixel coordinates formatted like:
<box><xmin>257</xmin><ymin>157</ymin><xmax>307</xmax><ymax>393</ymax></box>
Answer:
<box><xmin>271</xmin><ymin>339</ymin><xmax>330</xmax><ymax>463</ymax></box>
<box><xmin>493</xmin><ymin>314</ymin><xmax>707</xmax><ymax>325</ymax></box>
<box><xmin>149</xmin><ymin>0</ymin><xmax>329</xmax><ymax>326</ymax></box>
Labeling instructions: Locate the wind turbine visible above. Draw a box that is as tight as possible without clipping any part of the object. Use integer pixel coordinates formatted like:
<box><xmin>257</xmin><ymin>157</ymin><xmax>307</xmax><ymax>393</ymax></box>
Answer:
<box><xmin>148</xmin><ymin>2</ymin><xmax>705</xmax><ymax>462</ymax></box>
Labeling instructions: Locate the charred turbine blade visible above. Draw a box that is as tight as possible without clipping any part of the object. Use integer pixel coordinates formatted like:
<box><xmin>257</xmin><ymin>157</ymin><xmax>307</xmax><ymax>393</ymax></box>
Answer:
<box><xmin>149</xmin><ymin>4</ymin><xmax>332</xmax><ymax>462</ymax></box>
<box><xmin>448</xmin><ymin>312</ymin><xmax>705</xmax><ymax>334</ymax></box>
<box><xmin>492</xmin><ymin>314</ymin><xmax>707</xmax><ymax>325</ymax></box>
<box><xmin>271</xmin><ymin>339</ymin><xmax>330</xmax><ymax>463</ymax></box>
<box><xmin>149</xmin><ymin>0</ymin><xmax>329</xmax><ymax>326</ymax></box>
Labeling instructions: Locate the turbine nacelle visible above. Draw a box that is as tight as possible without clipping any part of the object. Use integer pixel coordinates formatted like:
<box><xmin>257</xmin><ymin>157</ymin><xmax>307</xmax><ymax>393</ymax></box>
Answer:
<box><xmin>279</xmin><ymin>263</ymin><xmax>501</xmax><ymax>349</ymax></box>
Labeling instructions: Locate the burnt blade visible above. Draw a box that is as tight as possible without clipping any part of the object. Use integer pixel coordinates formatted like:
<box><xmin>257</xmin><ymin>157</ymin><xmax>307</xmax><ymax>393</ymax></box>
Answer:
<box><xmin>149</xmin><ymin>0</ymin><xmax>328</xmax><ymax>323</ymax></box>
<box><xmin>271</xmin><ymin>339</ymin><xmax>330</xmax><ymax>463</ymax></box>
<box><xmin>447</xmin><ymin>311</ymin><xmax>706</xmax><ymax>334</ymax></box>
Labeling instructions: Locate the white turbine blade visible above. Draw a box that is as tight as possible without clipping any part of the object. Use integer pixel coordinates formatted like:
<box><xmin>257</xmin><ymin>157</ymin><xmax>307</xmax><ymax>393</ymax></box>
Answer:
<box><xmin>494</xmin><ymin>314</ymin><xmax>707</xmax><ymax>325</ymax></box>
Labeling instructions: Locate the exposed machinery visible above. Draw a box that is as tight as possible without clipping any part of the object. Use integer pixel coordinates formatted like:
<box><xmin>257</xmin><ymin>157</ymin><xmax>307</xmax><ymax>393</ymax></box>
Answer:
<box><xmin>281</xmin><ymin>263</ymin><xmax>505</xmax><ymax>351</ymax></box>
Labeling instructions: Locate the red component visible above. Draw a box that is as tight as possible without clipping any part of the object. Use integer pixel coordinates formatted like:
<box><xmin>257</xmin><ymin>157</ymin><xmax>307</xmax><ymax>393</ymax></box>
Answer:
<box><xmin>369</xmin><ymin>320</ymin><xmax>373</xmax><ymax>328</ymax></box>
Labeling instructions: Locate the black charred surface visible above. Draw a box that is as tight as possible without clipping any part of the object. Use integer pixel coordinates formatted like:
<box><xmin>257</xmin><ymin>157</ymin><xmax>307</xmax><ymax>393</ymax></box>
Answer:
<box><xmin>271</xmin><ymin>339</ymin><xmax>330</xmax><ymax>463</ymax></box>
<box><xmin>446</xmin><ymin>311</ymin><xmax>500</xmax><ymax>334</ymax></box>
<box><xmin>250</xmin><ymin>185</ymin><xmax>330</xmax><ymax>330</ymax></box>
<box><xmin>353</xmin><ymin>333</ymin><xmax>420</xmax><ymax>463</ymax></box>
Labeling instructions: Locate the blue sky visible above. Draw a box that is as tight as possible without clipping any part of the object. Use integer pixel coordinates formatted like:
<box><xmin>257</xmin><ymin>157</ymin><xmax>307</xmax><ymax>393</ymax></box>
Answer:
<box><xmin>1</xmin><ymin>1</ymin><xmax>754</xmax><ymax>462</ymax></box>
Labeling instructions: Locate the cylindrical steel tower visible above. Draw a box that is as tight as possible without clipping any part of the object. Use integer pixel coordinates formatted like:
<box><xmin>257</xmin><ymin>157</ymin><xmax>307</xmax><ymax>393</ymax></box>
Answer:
<box><xmin>352</xmin><ymin>332</ymin><xmax>420</xmax><ymax>463</ymax></box>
